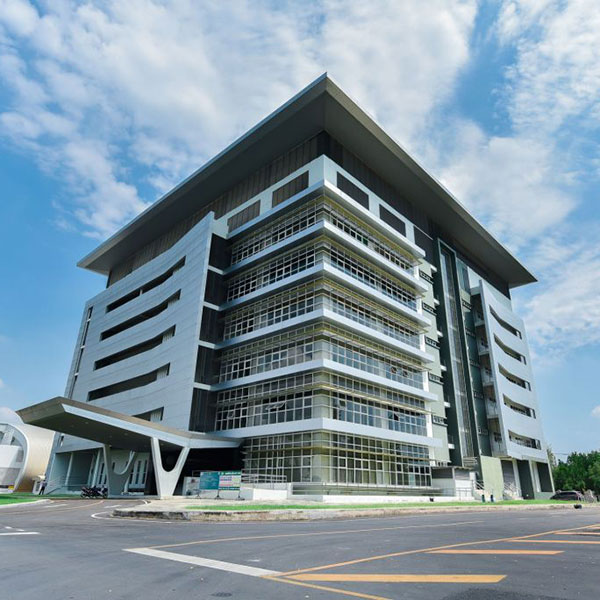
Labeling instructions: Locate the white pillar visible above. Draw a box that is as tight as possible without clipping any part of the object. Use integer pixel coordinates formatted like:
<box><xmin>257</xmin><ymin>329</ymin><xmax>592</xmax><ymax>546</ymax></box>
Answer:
<box><xmin>150</xmin><ymin>437</ymin><xmax>190</xmax><ymax>498</ymax></box>
<box><xmin>102</xmin><ymin>445</ymin><xmax>137</xmax><ymax>497</ymax></box>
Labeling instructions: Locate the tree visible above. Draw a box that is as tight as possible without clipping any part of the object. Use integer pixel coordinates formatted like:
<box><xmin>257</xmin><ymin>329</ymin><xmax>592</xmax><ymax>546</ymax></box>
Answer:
<box><xmin>552</xmin><ymin>451</ymin><xmax>600</xmax><ymax>496</ymax></box>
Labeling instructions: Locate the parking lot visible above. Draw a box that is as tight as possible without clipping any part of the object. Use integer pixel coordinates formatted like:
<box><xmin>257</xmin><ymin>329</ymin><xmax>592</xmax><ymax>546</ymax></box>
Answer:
<box><xmin>1</xmin><ymin>499</ymin><xmax>599</xmax><ymax>599</ymax></box>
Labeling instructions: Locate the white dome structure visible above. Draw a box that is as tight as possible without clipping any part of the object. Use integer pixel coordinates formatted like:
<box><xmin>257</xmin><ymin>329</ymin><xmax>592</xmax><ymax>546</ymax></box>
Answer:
<box><xmin>0</xmin><ymin>422</ymin><xmax>54</xmax><ymax>492</ymax></box>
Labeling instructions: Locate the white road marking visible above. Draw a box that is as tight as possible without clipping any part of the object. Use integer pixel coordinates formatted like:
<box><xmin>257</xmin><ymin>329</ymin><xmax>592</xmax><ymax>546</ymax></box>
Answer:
<box><xmin>0</xmin><ymin>532</ymin><xmax>39</xmax><ymax>536</ymax></box>
<box><xmin>105</xmin><ymin>505</ymin><xmax>122</xmax><ymax>508</ymax></box>
<box><xmin>124</xmin><ymin>547</ymin><xmax>281</xmax><ymax>577</ymax></box>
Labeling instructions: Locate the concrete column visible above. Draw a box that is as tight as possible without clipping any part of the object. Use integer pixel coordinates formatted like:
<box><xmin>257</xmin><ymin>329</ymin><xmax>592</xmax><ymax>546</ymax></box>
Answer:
<box><xmin>64</xmin><ymin>452</ymin><xmax>74</xmax><ymax>487</ymax></box>
<box><xmin>102</xmin><ymin>445</ymin><xmax>137</xmax><ymax>497</ymax></box>
<box><xmin>150</xmin><ymin>437</ymin><xmax>190</xmax><ymax>498</ymax></box>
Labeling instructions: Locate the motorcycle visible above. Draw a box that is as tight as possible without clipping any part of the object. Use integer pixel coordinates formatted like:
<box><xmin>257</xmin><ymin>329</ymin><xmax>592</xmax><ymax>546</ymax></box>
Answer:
<box><xmin>80</xmin><ymin>485</ymin><xmax>108</xmax><ymax>498</ymax></box>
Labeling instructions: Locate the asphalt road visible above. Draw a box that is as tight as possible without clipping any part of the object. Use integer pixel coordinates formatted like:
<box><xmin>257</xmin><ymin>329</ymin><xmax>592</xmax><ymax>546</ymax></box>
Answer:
<box><xmin>1</xmin><ymin>499</ymin><xmax>599</xmax><ymax>600</ymax></box>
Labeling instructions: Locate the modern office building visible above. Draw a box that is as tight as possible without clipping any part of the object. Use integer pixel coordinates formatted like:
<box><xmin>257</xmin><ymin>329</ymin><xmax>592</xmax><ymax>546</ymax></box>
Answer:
<box><xmin>19</xmin><ymin>75</ymin><xmax>553</xmax><ymax>499</ymax></box>
<box><xmin>0</xmin><ymin>422</ymin><xmax>54</xmax><ymax>492</ymax></box>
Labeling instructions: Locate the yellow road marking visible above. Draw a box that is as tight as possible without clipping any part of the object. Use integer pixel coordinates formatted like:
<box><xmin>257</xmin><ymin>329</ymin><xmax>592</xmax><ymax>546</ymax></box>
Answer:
<box><xmin>513</xmin><ymin>539</ymin><xmax>600</xmax><ymax>545</ymax></box>
<box><xmin>553</xmin><ymin>531</ymin><xmax>600</xmax><ymax>536</ymax></box>
<box><xmin>263</xmin><ymin>575</ymin><xmax>391</xmax><ymax>600</ymax></box>
<box><xmin>149</xmin><ymin>520</ymin><xmax>483</xmax><ymax>550</ymax></box>
<box><xmin>259</xmin><ymin>521</ymin><xmax>599</xmax><ymax>600</ymax></box>
<box><xmin>278</xmin><ymin>522</ymin><xmax>600</xmax><ymax>576</ymax></box>
<box><xmin>428</xmin><ymin>549</ymin><xmax>562</xmax><ymax>555</ymax></box>
<box><xmin>288</xmin><ymin>574</ymin><xmax>506</xmax><ymax>583</ymax></box>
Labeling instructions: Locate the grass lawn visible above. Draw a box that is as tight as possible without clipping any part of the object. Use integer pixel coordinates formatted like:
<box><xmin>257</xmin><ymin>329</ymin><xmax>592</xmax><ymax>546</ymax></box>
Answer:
<box><xmin>0</xmin><ymin>494</ymin><xmax>43</xmax><ymax>505</ymax></box>
<box><xmin>0</xmin><ymin>492</ymin><xmax>81</xmax><ymax>504</ymax></box>
<box><xmin>186</xmin><ymin>499</ymin><xmax>570</xmax><ymax>511</ymax></box>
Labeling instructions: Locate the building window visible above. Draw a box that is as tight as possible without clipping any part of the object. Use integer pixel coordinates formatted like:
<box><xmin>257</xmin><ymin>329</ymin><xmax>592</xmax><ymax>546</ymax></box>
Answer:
<box><xmin>227</xmin><ymin>200</ymin><xmax>260</xmax><ymax>233</ymax></box>
<box><xmin>272</xmin><ymin>171</ymin><xmax>309</xmax><ymax>207</ymax></box>
<box><xmin>223</xmin><ymin>280</ymin><xmax>421</xmax><ymax>348</ymax></box>
<box><xmin>226</xmin><ymin>240</ymin><xmax>419</xmax><ymax>313</ymax></box>
<box><xmin>230</xmin><ymin>197</ymin><xmax>415</xmax><ymax>272</ymax></box>
<box><xmin>379</xmin><ymin>205</ymin><xmax>406</xmax><ymax>237</ymax></box>
<box><xmin>337</xmin><ymin>173</ymin><xmax>369</xmax><ymax>209</ymax></box>
<box><xmin>242</xmin><ymin>431</ymin><xmax>431</xmax><ymax>488</ymax></box>
<box><xmin>219</xmin><ymin>324</ymin><xmax>424</xmax><ymax>389</ymax></box>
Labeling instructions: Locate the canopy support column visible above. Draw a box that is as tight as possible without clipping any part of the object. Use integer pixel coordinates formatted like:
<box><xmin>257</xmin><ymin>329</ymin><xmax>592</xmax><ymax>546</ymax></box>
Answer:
<box><xmin>102</xmin><ymin>445</ymin><xmax>137</xmax><ymax>497</ymax></box>
<box><xmin>150</xmin><ymin>437</ymin><xmax>189</xmax><ymax>498</ymax></box>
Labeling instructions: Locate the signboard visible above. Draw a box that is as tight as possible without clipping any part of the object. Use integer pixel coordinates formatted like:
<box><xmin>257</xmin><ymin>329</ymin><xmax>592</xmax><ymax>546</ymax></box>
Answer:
<box><xmin>199</xmin><ymin>471</ymin><xmax>220</xmax><ymax>490</ymax></box>
<box><xmin>184</xmin><ymin>471</ymin><xmax>243</xmax><ymax>494</ymax></box>
<box><xmin>217</xmin><ymin>471</ymin><xmax>242</xmax><ymax>490</ymax></box>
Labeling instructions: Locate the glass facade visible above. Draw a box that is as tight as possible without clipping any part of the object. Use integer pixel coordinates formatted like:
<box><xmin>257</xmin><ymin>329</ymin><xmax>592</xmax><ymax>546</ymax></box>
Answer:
<box><xmin>218</xmin><ymin>323</ymin><xmax>425</xmax><ymax>389</ymax></box>
<box><xmin>226</xmin><ymin>238</ymin><xmax>419</xmax><ymax>311</ymax></box>
<box><xmin>242</xmin><ymin>431</ymin><xmax>431</xmax><ymax>488</ymax></box>
<box><xmin>224</xmin><ymin>279</ymin><xmax>422</xmax><ymax>347</ymax></box>
<box><xmin>213</xmin><ymin>191</ymin><xmax>432</xmax><ymax>492</ymax></box>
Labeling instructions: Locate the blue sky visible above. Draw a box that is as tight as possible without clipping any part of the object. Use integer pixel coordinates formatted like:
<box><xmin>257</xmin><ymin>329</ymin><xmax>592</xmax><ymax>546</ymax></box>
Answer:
<box><xmin>0</xmin><ymin>1</ymin><xmax>599</xmax><ymax>455</ymax></box>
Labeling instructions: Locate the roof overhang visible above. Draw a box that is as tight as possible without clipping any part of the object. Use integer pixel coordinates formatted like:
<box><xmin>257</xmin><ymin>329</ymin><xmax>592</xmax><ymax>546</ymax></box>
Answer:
<box><xmin>79</xmin><ymin>73</ymin><xmax>535</xmax><ymax>288</ymax></box>
<box><xmin>17</xmin><ymin>397</ymin><xmax>240</xmax><ymax>452</ymax></box>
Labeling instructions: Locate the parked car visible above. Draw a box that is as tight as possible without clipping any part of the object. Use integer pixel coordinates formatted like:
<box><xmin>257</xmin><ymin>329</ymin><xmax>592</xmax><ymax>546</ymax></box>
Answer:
<box><xmin>550</xmin><ymin>490</ymin><xmax>584</xmax><ymax>501</ymax></box>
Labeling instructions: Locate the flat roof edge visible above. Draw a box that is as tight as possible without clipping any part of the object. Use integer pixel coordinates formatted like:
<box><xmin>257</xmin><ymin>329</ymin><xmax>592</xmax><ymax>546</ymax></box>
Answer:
<box><xmin>78</xmin><ymin>73</ymin><xmax>331</xmax><ymax>273</ymax></box>
<box><xmin>75</xmin><ymin>74</ymin><xmax>536</xmax><ymax>289</ymax></box>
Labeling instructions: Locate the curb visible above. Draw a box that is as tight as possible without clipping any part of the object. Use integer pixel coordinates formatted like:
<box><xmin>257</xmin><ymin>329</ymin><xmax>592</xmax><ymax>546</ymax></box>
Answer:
<box><xmin>113</xmin><ymin>502</ymin><xmax>597</xmax><ymax>522</ymax></box>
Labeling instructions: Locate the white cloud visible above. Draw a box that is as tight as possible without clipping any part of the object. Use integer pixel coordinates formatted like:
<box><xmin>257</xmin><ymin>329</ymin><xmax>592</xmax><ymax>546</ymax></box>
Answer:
<box><xmin>0</xmin><ymin>377</ymin><xmax>5</xmax><ymax>389</ymax></box>
<box><xmin>592</xmin><ymin>405</ymin><xmax>600</xmax><ymax>419</ymax></box>
<box><xmin>498</xmin><ymin>0</ymin><xmax>600</xmax><ymax>136</ymax></box>
<box><xmin>0</xmin><ymin>0</ymin><xmax>599</xmax><ymax>365</ymax></box>
<box><xmin>436</xmin><ymin>121</ymin><xmax>574</xmax><ymax>252</ymax></box>
<box><xmin>319</xmin><ymin>0</ymin><xmax>476</xmax><ymax>143</ymax></box>
<box><xmin>0</xmin><ymin>0</ymin><xmax>477</xmax><ymax>238</ymax></box>
<box><xmin>517</xmin><ymin>227</ymin><xmax>600</xmax><ymax>359</ymax></box>
<box><xmin>0</xmin><ymin>0</ymin><xmax>38</xmax><ymax>37</ymax></box>
<box><xmin>429</xmin><ymin>2</ymin><xmax>600</xmax><ymax>361</ymax></box>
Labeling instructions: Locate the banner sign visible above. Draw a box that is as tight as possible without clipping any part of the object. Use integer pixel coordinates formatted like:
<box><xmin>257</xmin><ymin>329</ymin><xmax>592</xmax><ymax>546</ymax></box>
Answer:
<box><xmin>198</xmin><ymin>471</ymin><xmax>220</xmax><ymax>490</ymax></box>
<box><xmin>185</xmin><ymin>471</ymin><xmax>242</xmax><ymax>493</ymax></box>
<box><xmin>217</xmin><ymin>471</ymin><xmax>242</xmax><ymax>490</ymax></box>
